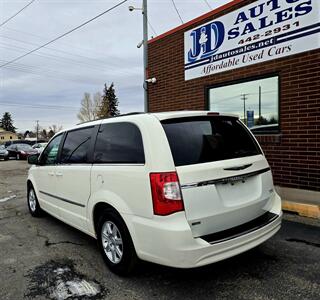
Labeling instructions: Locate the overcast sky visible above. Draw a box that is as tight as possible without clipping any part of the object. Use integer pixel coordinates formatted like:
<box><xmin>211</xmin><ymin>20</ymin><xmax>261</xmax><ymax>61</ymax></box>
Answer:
<box><xmin>0</xmin><ymin>0</ymin><xmax>229</xmax><ymax>132</ymax></box>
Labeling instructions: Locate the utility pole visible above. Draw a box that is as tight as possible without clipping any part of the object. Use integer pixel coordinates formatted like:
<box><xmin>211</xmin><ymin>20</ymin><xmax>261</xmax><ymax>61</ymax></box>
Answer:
<box><xmin>36</xmin><ymin>120</ymin><xmax>39</xmax><ymax>142</ymax></box>
<box><xmin>142</xmin><ymin>0</ymin><xmax>148</xmax><ymax>113</ymax></box>
<box><xmin>241</xmin><ymin>94</ymin><xmax>248</xmax><ymax>125</ymax></box>
<box><xmin>129</xmin><ymin>1</ymin><xmax>149</xmax><ymax>113</ymax></box>
<box><xmin>258</xmin><ymin>86</ymin><xmax>262</xmax><ymax>119</ymax></box>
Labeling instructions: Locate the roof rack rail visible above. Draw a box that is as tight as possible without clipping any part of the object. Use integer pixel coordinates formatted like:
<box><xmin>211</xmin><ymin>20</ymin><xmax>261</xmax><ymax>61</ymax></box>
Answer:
<box><xmin>118</xmin><ymin>112</ymin><xmax>145</xmax><ymax>117</ymax></box>
<box><xmin>76</xmin><ymin>112</ymin><xmax>145</xmax><ymax>125</ymax></box>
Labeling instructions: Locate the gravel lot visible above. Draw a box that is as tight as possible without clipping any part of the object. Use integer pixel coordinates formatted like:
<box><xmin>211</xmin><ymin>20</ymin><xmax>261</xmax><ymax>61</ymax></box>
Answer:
<box><xmin>0</xmin><ymin>160</ymin><xmax>319</xmax><ymax>300</ymax></box>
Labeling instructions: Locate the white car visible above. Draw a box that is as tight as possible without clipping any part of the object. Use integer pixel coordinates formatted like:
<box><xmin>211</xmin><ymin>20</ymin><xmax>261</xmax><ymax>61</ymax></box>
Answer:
<box><xmin>27</xmin><ymin>111</ymin><xmax>282</xmax><ymax>275</ymax></box>
<box><xmin>32</xmin><ymin>142</ymin><xmax>48</xmax><ymax>154</ymax></box>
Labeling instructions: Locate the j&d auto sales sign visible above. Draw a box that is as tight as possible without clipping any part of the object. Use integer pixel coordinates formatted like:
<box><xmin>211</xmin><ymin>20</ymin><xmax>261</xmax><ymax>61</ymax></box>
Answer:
<box><xmin>184</xmin><ymin>0</ymin><xmax>320</xmax><ymax>80</ymax></box>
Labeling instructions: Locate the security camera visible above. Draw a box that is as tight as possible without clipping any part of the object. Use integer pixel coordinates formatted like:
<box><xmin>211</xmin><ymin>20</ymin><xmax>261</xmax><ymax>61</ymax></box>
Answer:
<box><xmin>128</xmin><ymin>6</ymin><xmax>135</xmax><ymax>11</ymax></box>
<box><xmin>137</xmin><ymin>40</ymin><xmax>144</xmax><ymax>48</ymax></box>
<box><xmin>145</xmin><ymin>78</ymin><xmax>157</xmax><ymax>84</ymax></box>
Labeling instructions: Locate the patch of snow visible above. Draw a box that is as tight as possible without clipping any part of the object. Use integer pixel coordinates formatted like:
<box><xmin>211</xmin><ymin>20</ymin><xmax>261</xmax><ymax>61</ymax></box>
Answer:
<box><xmin>0</xmin><ymin>195</ymin><xmax>17</xmax><ymax>203</ymax></box>
<box><xmin>50</xmin><ymin>279</ymin><xmax>100</xmax><ymax>300</ymax></box>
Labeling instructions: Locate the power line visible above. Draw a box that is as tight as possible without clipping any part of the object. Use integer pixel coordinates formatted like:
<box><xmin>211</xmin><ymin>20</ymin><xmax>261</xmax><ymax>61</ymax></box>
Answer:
<box><xmin>0</xmin><ymin>58</ymin><xmax>106</xmax><ymax>84</ymax></box>
<box><xmin>170</xmin><ymin>0</ymin><xmax>184</xmax><ymax>24</ymax></box>
<box><xmin>1</xmin><ymin>57</ymin><xmax>140</xmax><ymax>84</ymax></box>
<box><xmin>0</xmin><ymin>35</ymin><xmax>139</xmax><ymax>75</ymax></box>
<box><xmin>15</xmin><ymin>119</ymin><xmax>74</xmax><ymax>125</ymax></box>
<box><xmin>147</xmin><ymin>19</ymin><xmax>157</xmax><ymax>37</ymax></box>
<box><xmin>2</xmin><ymin>65</ymin><xmax>89</xmax><ymax>84</ymax></box>
<box><xmin>140</xmin><ymin>10</ymin><xmax>157</xmax><ymax>37</ymax></box>
<box><xmin>0</xmin><ymin>100</ymin><xmax>79</xmax><ymax>111</ymax></box>
<box><xmin>203</xmin><ymin>0</ymin><xmax>212</xmax><ymax>10</ymax></box>
<box><xmin>0</xmin><ymin>0</ymin><xmax>38</xmax><ymax>28</ymax></box>
<box><xmin>213</xmin><ymin>90</ymin><xmax>277</xmax><ymax>105</ymax></box>
<box><xmin>0</xmin><ymin>42</ymin><xmax>139</xmax><ymax>77</ymax></box>
<box><xmin>3</xmin><ymin>26</ymin><xmax>116</xmax><ymax>58</ymax></box>
<box><xmin>0</xmin><ymin>0</ymin><xmax>128</xmax><ymax>68</ymax></box>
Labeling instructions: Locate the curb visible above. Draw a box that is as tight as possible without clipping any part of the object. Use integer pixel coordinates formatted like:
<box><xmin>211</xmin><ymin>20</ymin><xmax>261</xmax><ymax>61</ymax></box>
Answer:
<box><xmin>282</xmin><ymin>200</ymin><xmax>320</xmax><ymax>219</ymax></box>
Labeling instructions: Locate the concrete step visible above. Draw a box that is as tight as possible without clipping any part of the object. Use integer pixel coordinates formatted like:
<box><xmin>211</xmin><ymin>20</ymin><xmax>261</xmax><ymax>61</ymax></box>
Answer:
<box><xmin>282</xmin><ymin>200</ymin><xmax>320</xmax><ymax>219</ymax></box>
<box><xmin>276</xmin><ymin>186</ymin><xmax>320</xmax><ymax>219</ymax></box>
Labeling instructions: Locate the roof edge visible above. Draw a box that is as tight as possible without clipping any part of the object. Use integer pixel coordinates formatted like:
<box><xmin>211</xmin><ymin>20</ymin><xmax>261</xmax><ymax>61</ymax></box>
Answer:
<box><xmin>148</xmin><ymin>0</ymin><xmax>243</xmax><ymax>44</ymax></box>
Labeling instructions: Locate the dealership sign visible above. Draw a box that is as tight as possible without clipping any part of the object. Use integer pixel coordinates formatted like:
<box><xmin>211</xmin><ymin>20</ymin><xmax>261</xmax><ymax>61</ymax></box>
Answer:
<box><xmin>184</xmin><ymin>0</ymin><xmax>320</xmax><ymax>80</ymax></box>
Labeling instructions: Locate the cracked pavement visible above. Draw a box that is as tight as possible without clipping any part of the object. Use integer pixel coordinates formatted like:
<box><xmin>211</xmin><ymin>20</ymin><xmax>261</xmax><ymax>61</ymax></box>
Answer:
<box><xmin>0</xmin><ymin>160</ymin><xmax>319</xmax><ymax>300</ymax></box>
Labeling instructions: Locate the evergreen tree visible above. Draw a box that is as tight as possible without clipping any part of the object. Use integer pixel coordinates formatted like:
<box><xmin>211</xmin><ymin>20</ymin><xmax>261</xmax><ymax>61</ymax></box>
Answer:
<box><xmin>41</xmin><ymin>129</ymin><xmax>48</xmax><ymax>139</ymax></box>
<box><xmin>97</xmin><ymin>83</ymin><xmax>120</xmax><ymax>118</ymax></box>
<box><xmin>48</xmin><ymin>130</ymin><xmax>55</xmax><ymax>139</ymax></box>
<box><xmin>1</xmin><ymin>112</ymin><xmax>16</xmax><ymax>132</ymax></box>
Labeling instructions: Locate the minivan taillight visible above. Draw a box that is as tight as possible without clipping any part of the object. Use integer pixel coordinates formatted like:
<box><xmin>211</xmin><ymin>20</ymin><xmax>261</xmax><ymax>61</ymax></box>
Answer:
<box><xmin>150</xmin><ymin>172</ymin><xmax>184</xmax><ymax>216</ymax></box>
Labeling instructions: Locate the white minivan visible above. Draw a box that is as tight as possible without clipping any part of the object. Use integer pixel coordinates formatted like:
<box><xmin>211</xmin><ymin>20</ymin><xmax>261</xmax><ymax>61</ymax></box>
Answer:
<box><xmin>27</xmin><ymin>111</ymin><xmax>282</xmax><ymax>275</ymax></box>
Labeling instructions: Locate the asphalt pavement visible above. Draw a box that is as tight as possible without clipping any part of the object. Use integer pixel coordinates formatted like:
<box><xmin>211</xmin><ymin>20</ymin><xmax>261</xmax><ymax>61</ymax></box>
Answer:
<box><xmin>0</xmin><ymin>160</ymin><xmax>319</xmax><ymax>300</ymax></box>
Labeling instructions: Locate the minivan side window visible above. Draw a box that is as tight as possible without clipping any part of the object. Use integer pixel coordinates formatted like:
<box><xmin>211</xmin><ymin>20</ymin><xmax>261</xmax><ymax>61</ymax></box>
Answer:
<box><xmin>60</xmin><ymin>127</ymin><xmax>93</xmax><ymax>164</ymax></box>
<box><xmin>94</xmin><ymin>122</ymin><xmax>145</xmax><ymax>164</ymax></box>
<box><xmin>40</xmin><ymin>134</ymin><xmax>63</xmax><ymax>166</ymax></box>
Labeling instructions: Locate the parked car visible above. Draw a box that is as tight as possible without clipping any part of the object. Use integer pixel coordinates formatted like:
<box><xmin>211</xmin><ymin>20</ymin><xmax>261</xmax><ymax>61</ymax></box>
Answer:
<box><xmin>0</xmin><ymin>145</ymin><xmax>9</xmax><ymax>160</ymax></box>
<box><xmin>7</xmin><ymin>143</ymin><xmax>38</xmax><ymax>160</ymax></box>
<box><xmin>27</xmin><ymin>111</ymin><xmax>282</xmax><ymax>275</ymax></box>
<box><xmin>5</xmin><ymin>140</ymin><xmax>33</xmax><ymax>147</ymax></box>
<box><xmin>32</xmin><ymin>143</ymin><xmax>48</xmax><ymax>154</ymax></box>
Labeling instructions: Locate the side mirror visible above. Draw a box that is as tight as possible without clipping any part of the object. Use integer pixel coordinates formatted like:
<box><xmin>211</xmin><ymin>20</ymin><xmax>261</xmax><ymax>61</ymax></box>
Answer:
<box><xmin>28</xmin><ymin>154</ymin><xmax>40</xmax><ymax>165</ymax></box>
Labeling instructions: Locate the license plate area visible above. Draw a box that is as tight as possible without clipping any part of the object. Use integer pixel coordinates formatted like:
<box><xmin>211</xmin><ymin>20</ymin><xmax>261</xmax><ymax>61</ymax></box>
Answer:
<box><xmin>216</xmin><ymin>175</ymin><xmax>261</xmax><ymax>207</ymax></box>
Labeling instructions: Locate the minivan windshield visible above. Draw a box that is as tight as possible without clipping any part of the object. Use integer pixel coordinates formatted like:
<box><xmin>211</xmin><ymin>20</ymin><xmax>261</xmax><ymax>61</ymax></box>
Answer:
<box><xmin>162</xmin><ymin>116</ymin><xmax>261</xmax><ymax>167</ymax></box>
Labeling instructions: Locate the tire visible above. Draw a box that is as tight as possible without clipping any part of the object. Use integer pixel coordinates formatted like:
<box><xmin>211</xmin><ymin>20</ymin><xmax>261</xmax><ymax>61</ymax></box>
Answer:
<box><xmin>97</xmin><ymin>209</ymin><xmax>138</xmax><ymax>276</ymax></box>
<box><xmin>27</xmin><ymin>185</ymin><xmax>43</xmax><ymax>217</ymax></box>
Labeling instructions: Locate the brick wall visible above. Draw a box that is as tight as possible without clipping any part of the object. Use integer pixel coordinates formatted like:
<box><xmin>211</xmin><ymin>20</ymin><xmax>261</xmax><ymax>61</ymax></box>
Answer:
<box><xmin>148</xmin><ymin>0</ymin><xmax>320</xmax><ymax>192</ymax></box>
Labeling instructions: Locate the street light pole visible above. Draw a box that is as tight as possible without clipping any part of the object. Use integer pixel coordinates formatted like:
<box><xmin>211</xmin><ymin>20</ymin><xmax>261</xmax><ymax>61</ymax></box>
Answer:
<box><xmin>142</xmin><ymin>0</ymin><xmax>148</xmax><ymax>113</ymax></box>
<box><xmin>129</xmin><ymin>1</ymin><xmax>149</xmax><ymax>112</ymax></box>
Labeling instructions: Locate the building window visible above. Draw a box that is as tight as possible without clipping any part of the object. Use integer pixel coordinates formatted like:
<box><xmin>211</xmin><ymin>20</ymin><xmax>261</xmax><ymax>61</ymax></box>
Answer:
<box><xmin>208</xmin><ymin>76</ymin><xmax>279</xmax><ymax>133</ymax></box>
<box><xmin>10</xmin><ymin>136</ymin><xmax>12</xmax><ymax>139</ymax></box>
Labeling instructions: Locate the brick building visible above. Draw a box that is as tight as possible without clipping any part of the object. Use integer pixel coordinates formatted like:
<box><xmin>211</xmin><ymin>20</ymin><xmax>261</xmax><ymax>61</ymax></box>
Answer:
<box><xmin>148</xmin><ymin>0</ymin><xmax>320</xmax><ymax>200</ymax></box>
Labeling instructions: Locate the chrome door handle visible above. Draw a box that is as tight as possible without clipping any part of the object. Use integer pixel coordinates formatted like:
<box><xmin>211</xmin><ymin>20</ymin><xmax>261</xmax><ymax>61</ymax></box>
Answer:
<box><xmin>55</xmin><ymin>172</ymin><xmax>63</xmax><ymax>177</ymax></box>
<box><xmin>48</xmin><ymin>172</ymin><xmax>55</xmax><ymax>176</ymax></box>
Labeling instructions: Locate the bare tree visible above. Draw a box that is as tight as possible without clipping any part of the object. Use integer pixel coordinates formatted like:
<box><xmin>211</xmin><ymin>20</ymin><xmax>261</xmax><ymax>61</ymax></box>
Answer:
<box><xmin>93</xmin><ymin>92</ymin><xmax>102</xmax><ymax>119</ymax></box>
<box><xmin>48</xmin><ymin>124</ymin><xmax>63</xmax><ymax>138</ymax></box>
<box><xmin>77</xmin><ymin>92</ymin><xmax>102</xmax><ymax>122</ymax></box>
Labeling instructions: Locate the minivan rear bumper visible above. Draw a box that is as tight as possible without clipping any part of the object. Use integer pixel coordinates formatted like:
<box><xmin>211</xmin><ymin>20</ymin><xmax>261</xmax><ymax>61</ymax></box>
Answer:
<box><xmin>123</xmin><ymin>193</ymin><xmax>282</xmax><ymax>268</ymax></box>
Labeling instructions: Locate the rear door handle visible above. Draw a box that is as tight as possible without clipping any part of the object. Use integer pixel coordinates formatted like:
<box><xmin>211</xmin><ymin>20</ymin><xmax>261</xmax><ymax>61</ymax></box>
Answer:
<box><xmin>56</xmin><ymin>172</ymin><xmax>63</xmax><ymax>177</ymax></box>
<box><xmin>48</xmin><ymin>172</ymin><xmax>55</xmax><ymax>176</ymax></box>
<box><xmin>224</xmin><ymin>164</ymin><xmax>252</xmax><ymax>171</ymax></box>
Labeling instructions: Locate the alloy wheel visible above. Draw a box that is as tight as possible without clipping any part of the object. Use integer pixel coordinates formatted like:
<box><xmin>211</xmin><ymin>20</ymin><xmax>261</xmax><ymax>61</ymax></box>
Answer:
<box><xmin>101</xmin><ymin>221</ymin><xmax>123</xmax><ymax>264</ymax></box>
<box><xmin>28</xmin><ymin>189</ymin><xmax>37</xmax><ymax>212</ymax></box>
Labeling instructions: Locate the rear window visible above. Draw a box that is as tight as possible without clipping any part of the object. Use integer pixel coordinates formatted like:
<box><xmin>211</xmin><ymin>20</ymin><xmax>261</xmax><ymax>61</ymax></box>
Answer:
<box><xmin>16</xmin><ymin>144</ymin><xmax>32</xmax><ymax>150</ymax></box>
<box><xmin>162</xmin><ymin>116</ymin><xmax>261</xmax><ymax>167</ymax></box>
